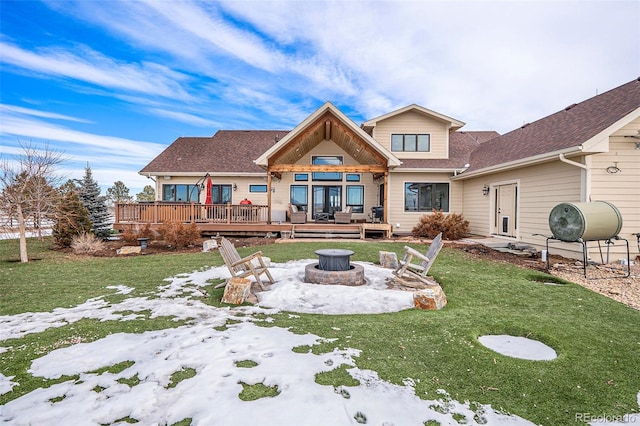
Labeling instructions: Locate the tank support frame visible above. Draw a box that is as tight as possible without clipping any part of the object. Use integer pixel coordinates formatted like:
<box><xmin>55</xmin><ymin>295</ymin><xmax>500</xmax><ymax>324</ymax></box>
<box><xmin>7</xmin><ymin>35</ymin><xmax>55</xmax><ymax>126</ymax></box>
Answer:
<box><xmin>545</xmin><ymin>236</ymin><xmax>630</xmax><ymax>279</ymax></box>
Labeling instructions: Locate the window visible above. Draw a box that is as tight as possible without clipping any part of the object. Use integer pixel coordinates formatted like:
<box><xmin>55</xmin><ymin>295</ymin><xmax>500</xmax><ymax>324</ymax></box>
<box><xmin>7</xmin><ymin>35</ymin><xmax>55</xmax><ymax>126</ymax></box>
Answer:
<box><xmin>312</xmin><ymin>156</ymin><xmax>343</xmax><ymax>181</ymax></box>
<box><xmin>290</xmin><ymin>185</ymin><xmax>308</xmax><ymax>210</ymax></box>
<box><xmin>294</xmin><ymin>173</ymin><xmax>308</xmax><ymax>181</ymax></box>
<box><xmin>249</xmin><ymin>185</ymin><xmax>267</xmax><ymax>193</ymax></box>
<box><xmin>162</xmin><ymin>184</ymin><xmax>200</xmax><ymax>202</ymax></box>
<box><xmin>404</xmin><ymin>183</ymin><xmax>449</xmax><ymax>212</ymax></box>
<box><xmin>391</xmin><ymin>134</ymin><xmax>430</xmax><ymax>152</ymax></box>
<box><xmin>210</xmin><ymin>184</ymin><xmax>232</xmax><ymax>204</ymax></box>
<box><xmin>346</xmin><ymin>173</ymin><xmax>360</xmax><ymax>182</ymax></box>
<box><xmin>346</xmin><ymin>185</ymin><xmax>364</xmax><ymax>213</ymax></box>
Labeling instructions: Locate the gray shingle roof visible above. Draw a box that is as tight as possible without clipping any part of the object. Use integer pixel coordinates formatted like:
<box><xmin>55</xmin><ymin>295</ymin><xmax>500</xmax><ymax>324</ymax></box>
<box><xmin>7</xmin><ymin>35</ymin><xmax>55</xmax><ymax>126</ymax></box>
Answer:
<box><xmin>396</xmin><ymin>131</ymin><xmax>499</xmax><ymax>169</ymax></box>
<box><xmin>140</xmin><ymin>130</ymin><xmax>288</xmax><ymax>174</ymax></box>
<box><xmin>464</xmin><ymin>78</ymin><xmax>640</xmax><ymax>174</ymax></box>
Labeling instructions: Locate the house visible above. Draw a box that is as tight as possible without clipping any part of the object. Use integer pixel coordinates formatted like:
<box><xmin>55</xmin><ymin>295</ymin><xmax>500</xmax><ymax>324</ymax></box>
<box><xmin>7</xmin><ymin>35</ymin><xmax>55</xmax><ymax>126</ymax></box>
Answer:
<box><xmin>133</xmin><ymin>77</ymin><xmax>640</xmax><ymax>260</ymax></box>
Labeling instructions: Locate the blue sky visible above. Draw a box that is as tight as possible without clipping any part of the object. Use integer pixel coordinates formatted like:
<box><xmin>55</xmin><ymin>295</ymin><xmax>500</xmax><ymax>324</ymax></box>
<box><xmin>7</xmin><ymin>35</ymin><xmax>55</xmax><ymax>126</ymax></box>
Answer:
<box><xmin>1</xmin><ymin>0</ymin><xmax>639</xmax><ymax>195</ymax></box>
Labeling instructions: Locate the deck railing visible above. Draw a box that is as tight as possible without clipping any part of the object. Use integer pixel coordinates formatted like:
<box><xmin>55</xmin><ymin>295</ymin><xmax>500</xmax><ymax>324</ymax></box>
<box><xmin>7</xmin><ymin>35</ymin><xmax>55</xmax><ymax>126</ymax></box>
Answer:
<box><xmin>115</xmin><ymin>202</ymin><xmax>269</xmax><ymax>225</ymax></box>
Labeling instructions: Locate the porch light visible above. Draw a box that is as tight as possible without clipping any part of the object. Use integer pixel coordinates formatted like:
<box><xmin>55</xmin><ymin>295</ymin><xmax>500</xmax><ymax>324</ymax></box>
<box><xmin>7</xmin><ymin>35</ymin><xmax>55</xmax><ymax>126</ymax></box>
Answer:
<box><xmin>482</xmin><ymin>185</ymin><xmax>490</xmax><ymax>196</ymax></box>
<box><xmin>233</xmin><ymin>183</ymin><xmax>237</xmax><ymax>191</ymax></box>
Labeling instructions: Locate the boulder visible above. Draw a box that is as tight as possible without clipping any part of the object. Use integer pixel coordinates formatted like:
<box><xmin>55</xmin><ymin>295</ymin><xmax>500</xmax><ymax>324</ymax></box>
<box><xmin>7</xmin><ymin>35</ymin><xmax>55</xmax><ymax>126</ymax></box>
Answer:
<box><xmin>413</xmin><ymin>285</ymin><xmax>447</xmax><ymax>310</ymax></box>
<box><xmin>116</xmin><ymin>246</ymin><xmax>142</xmax><ymax>255</ymax></box>
<box><xmin>202</xmin><ymin>239</ymin><xmax>218</xmax><ymax>252</ymax></box>
<box><xmin>222</xmin><ymin>277</ymin><xmax>252</xmax><ymax>304</ymax></box>
<box><xmin>379</xmin><ymin>251</ymin><xmax>398</xmax><ymax>269</ymax></box>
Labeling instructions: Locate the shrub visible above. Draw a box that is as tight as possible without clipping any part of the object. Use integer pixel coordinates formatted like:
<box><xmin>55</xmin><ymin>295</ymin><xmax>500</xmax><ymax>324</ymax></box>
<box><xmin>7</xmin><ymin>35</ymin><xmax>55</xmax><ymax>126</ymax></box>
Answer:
<box><xmin>412</xmin><ymin>210</ymin><xmax>469</xmax><ymax>240</ymax></box>
<box><xmin>120</xmin><ymin>223</ymin><xmax>157</xmax><ymax>244</ymax></box>
<box><xmin>120</xmin><ymin>226</ymin><xmax>138</xmax><ymax>244</ymax></box>
<box><xmin>158</xmin><ymin>221</ymin><xmax>200</xmax><ymax>249</ymax></box>
<box><xmin>71</xmin><ymin>232</ymin><xmax>106</xmax><ymax>254</ymax></box>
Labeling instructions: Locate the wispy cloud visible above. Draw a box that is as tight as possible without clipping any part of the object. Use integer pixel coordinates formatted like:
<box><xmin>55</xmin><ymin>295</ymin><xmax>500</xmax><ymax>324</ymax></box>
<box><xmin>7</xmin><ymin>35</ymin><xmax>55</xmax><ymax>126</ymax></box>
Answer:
<box><xmin>0</xmin><ymin>111</ymin><xmax>163</xmax><ymax>162</ymax></box>
<box><xmin>0</xmin><ymin>104</ymin><xmax>93</xmax><ymax>123</ymax></box>
<box><xmin>0</xmin><ymin>42</ymin><xmax>194</xmax><ymax>101</ymax></box>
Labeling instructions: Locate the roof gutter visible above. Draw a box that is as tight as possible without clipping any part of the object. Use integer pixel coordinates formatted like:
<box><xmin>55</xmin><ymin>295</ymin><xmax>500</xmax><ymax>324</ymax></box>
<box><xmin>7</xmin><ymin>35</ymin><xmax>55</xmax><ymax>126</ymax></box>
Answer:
<box><xmin>558</xmin><ymin>153</ymin><xmax>587</xmax><ymax>169</ymax></box>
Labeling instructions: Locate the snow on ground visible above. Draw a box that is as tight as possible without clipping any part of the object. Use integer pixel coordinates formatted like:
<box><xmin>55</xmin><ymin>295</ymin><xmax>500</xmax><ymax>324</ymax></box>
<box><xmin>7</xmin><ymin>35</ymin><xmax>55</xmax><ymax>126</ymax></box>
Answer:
<box><xmin>0</xmin><ymin>260</ymin><xmax>637</xmax><ymax>425</ymax></box>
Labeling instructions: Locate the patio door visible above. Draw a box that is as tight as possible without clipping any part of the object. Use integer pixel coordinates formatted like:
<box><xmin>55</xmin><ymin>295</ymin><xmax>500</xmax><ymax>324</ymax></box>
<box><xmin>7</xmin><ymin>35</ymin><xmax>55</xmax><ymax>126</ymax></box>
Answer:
<box><xmin>494</xmin><ymin>183</ymin><xmax>518</xmax><ymax>237</ymax></box>
<box><xmin>312</xmin><ymin>186</ymin><xmax>342</xmax><ymax>219</ymax></box>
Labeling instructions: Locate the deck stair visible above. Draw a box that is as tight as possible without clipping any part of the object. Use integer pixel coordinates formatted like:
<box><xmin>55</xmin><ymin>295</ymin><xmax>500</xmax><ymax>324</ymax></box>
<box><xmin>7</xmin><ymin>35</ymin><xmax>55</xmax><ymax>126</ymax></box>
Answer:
<box><xmin>292</xmin><ymin>224</ymin><xmax>362</xmax><ymax>239</ymax></box>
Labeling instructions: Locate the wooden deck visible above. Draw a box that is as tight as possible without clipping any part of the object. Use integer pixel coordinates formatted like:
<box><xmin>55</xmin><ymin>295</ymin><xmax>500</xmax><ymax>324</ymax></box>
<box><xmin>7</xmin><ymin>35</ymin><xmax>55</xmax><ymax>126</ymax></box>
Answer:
<box><xmin>114</xmin><ymin>202</ymin><xmax>392</xmax><ymax>239</ymax></box>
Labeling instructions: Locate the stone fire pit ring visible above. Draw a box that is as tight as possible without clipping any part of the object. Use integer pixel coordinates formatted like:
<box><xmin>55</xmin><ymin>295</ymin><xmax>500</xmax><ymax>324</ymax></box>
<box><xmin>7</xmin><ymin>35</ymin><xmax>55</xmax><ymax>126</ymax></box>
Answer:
<box><xmin>304</xmin><ymin>262</ymin><xmax>365</xmax><ymax>286</ymax></box>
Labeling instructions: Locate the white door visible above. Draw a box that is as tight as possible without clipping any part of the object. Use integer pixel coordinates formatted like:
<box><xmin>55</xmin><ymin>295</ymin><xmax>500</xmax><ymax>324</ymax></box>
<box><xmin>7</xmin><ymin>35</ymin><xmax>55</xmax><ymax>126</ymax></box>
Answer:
<box><xmin>494</xmin><ymin>183</ymin><xmax>517</xmax><ymax>237</ymax></box>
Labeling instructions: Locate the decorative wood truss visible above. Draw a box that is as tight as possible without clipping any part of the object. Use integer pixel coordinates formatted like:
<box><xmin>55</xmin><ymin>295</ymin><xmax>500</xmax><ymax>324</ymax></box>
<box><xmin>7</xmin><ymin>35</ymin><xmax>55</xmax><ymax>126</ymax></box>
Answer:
<box><xmin>263</xmin><ymin>110</ymin><xmax>392</xmax><ymax>223</ymax></box>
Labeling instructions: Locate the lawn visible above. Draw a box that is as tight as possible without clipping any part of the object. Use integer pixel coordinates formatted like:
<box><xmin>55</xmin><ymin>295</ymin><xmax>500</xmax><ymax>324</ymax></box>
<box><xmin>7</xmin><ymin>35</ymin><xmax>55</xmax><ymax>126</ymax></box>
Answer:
<box><xmin>1</xmin><ymin>237</ymin><xmax>639</xmax><ymax>425</ymax></box>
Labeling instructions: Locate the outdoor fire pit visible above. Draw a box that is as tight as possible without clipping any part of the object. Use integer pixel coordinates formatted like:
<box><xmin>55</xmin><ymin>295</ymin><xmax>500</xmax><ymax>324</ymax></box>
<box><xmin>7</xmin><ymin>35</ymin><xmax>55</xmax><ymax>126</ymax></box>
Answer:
<box><xmin>304</xmin><ymin>249</ymin><xmax>365</xmax><ymax>286</ymax></box>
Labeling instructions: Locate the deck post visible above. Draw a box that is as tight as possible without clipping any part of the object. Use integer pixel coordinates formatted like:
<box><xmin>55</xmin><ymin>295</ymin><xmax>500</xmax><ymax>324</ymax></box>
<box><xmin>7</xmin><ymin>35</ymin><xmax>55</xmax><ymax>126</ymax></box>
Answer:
<box><xmin>267</xmin><ymin>172</ymin><xmax>272</xmax><ymax>224</ymax></box>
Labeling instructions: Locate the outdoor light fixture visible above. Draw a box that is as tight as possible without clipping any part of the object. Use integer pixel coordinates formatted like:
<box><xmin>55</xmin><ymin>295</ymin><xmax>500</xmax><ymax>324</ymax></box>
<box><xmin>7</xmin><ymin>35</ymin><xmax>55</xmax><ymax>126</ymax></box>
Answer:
<box><xmin>482</xmin><ymin>185</ymin><xmax>490</xmax><ymax>196</ymax></box>
<box><xmin>233</xmin><ymin>183</ymin><xmax>238</xmax><ymax>191</ymax></box>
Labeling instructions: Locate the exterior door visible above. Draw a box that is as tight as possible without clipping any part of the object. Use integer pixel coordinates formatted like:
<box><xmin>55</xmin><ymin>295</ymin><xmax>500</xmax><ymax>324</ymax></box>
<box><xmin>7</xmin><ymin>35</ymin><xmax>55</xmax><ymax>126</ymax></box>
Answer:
<box><xmin>312</xmin><ymin>186</ymin><xmax>342</xmax><ymax>219</ymax></box>
<box><xmin>494</xmin><ymin>183</ymin><xmax>517</xmax><ymax>237</ymax></box>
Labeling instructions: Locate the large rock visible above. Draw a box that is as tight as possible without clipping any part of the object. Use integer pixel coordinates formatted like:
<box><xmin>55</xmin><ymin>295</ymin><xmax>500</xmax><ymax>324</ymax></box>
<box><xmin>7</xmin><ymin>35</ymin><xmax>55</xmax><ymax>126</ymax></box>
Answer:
<box><xmin>222</xmin><ymin>277</ymin><xmax>252</xmax><ymax>304</ymax></box>
<box><xmin>202</xmin><ymin>239</ymin><xmax>218</xmax><ymax>252</ymax></box>
<box><xmin>379</xmin><ymin>251</ymin><xmax>398</xmax><ymax>269</ymax></box>
<box><xmin>413</xmin><ymin>285</ymin><xmax>447</xmax><ymax>310</ymax></box>
<box><xmin>116</xmin><ymin>246</ymin><xmax>142</xmax><ymax>255</ymax></box>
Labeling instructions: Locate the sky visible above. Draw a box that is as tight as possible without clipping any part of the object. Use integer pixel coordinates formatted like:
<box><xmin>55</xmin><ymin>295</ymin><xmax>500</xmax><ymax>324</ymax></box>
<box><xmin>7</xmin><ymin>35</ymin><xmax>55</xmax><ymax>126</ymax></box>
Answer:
<box><xmin>1</xmin><ymin>1</ymin><xmax>639</xmax><ymax>195</ymax></box>
<box><xmin>4</xmin><ymin>258</ymin><xmax>637</xmax><ymax>425</ymax></box>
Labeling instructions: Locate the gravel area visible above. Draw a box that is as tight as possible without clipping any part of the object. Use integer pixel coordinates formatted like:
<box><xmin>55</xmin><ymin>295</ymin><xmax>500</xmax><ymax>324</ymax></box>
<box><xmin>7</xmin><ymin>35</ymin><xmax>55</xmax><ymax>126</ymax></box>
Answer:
<box><xmin>548</xmin><ymin>260</ymin><xmax>640</xmax><ymax>310</ymax></box>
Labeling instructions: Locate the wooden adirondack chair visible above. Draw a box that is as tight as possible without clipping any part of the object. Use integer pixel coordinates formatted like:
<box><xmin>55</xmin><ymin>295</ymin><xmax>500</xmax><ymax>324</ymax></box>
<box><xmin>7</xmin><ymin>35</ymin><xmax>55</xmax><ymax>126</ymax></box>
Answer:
<box><xmin>393</xmin><ymin>233</ymin><xmax>443</xmax><ymax>286</ymax></box>
<box><xmin>217</xmin><ymin>237</ymin><xmax>275</xmax><ymax>290</ymax></box>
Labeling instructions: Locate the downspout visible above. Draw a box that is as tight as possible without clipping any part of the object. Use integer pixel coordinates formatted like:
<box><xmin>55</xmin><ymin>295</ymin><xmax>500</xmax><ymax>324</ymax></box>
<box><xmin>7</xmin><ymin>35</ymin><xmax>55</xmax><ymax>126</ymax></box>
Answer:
<box><xmin>558</xmin><ymin>153</ymin><xmax>590</xmax><ymax>202</ymax></box>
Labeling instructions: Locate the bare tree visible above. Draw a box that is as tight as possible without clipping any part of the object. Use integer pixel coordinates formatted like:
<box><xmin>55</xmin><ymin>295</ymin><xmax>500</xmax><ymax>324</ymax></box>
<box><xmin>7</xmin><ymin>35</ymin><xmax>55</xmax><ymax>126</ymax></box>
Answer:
<box><xmin>0</xmin><ymin>142</ymin><xmax>65</xmax><ymax>262</ymax></box>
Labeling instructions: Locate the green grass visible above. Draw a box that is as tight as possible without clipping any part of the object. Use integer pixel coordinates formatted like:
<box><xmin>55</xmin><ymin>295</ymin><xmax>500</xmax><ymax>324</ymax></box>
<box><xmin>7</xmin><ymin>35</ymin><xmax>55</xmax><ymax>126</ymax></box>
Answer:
<box><xmin>1</xmin><ymin>237</ymin><xmax>639</xmax><ymax>425</ymax></box>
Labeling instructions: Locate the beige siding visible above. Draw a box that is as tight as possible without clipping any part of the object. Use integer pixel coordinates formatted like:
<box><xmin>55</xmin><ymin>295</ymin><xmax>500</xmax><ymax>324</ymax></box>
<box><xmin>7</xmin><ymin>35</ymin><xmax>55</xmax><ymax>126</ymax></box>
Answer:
<box><xmin>462</xmin><ymin>161</ymin><xmax>585</xmax><ymax>258</ymax></box>
<box><xmin>387</xmin><ymin>172</ymin><xmax>461</xmax><ymax>233</ymax></box>
<box><xmin>372</xmin><ymin>111</ymin><xmax>449</xmax><ymax>159</ymax></box>
<box><xmin>589</xmin><ymin>121</ymin><xmax>640</xmax><ymax>257</ymax></box>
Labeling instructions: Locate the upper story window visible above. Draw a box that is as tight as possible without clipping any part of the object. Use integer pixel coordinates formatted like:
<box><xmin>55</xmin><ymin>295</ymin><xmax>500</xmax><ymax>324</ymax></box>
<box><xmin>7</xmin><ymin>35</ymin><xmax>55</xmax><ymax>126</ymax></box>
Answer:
<box><xmin>312</xmin><ymin>156</ymin><xmax>343</xmax><ymax>181</ymax></box>
<box><xmin>249</xmin><ymin>185</ymin><xmax>267</xmax><ymax>193</ymax></box>
<box><xmin>391</xmin><ymin>134</ymin><xmax>430</xmax><ymax>152</ymax></box>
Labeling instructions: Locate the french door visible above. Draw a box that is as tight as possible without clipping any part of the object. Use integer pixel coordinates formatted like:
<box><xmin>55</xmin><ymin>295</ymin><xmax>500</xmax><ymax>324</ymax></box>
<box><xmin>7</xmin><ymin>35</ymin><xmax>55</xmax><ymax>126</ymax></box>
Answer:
<box><xmin>312</xmin><ymin>186</ymin><xmax>342</xmax><ymax>219</ymax></box>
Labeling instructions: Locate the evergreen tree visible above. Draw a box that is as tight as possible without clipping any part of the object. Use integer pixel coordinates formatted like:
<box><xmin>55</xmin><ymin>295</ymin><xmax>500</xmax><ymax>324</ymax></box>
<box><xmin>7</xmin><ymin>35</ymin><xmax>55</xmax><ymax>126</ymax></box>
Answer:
<box><xmin>136</xmin><ymin>185</ymin><xmax>156</xmax><ymax>202</ymax></box>
<box><xmin>106</xmin><ymin>180</ymin><xmax>132</xmax><ymax>205</ymax></box>
<box><xmin>53</xmin><ymin>180</ymin><xmax>92</xmax><ymax>247</ymax></box>
<box><xmin>76</xmin><ymin>165</ymin><xmax>112</xmax><ymax>239</ymax></box>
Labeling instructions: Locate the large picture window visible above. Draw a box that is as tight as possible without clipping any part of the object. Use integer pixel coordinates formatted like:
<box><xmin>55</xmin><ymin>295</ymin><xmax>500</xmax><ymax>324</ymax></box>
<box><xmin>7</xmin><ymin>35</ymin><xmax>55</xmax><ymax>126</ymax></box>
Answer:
<box><xmin>312</xmin><ymin>156</ymin><xmax>343</xmax><ymax>181</ymax></box>
<box><xmin>391</xmin><ymin>134</ymin><xmax>430</xmax><ymax>152</ymax></box>
<box><xmin>346</xmin><ymin>185</ymin><xmax>364</xmax><ymax>213</ymax></box>
<box><xmin>162</xmin><ymin>184</ymin><xmax>200</xmax><ymax>202</ymax></box>
<box><xmin>404</xmin><ymin>183</ymin><xmax>449</xmax><ymax>212</ymax></box>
